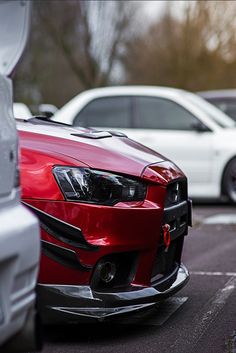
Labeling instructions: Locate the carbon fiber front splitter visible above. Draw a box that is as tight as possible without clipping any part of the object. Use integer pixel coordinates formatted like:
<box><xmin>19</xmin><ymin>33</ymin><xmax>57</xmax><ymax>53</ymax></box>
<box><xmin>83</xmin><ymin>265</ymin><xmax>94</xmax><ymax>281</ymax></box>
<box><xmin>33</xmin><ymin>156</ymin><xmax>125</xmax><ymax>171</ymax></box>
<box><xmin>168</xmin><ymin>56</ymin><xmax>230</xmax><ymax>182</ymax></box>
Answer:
<box><xmin>37</xmin><ymin>264</ymin><xmax>189</xmax><ymax>324</ymax></box>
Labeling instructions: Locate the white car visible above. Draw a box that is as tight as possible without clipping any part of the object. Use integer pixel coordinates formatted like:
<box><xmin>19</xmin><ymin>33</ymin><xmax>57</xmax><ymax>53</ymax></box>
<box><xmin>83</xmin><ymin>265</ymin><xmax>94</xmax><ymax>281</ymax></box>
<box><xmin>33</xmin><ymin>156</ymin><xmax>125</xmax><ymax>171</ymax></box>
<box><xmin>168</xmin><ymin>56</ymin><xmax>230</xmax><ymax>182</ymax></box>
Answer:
<box><xmin>52</xmin><ymin>86</ymin><xmax>236</xmax><ymax>202</ymax></box>
<box><xmin>0</xmin><ymin>1</ymin><xmax>41</xmax><ymax>351</ymax></box>
<box><xmin>38</xmin><ymin>103</ymin><xmax>58</xmax><ymax>117</ymax></box>
<box><xmin>13</xmin><ymin>103</ymin><xmax>32</xmax><ymax>120</ymax></box>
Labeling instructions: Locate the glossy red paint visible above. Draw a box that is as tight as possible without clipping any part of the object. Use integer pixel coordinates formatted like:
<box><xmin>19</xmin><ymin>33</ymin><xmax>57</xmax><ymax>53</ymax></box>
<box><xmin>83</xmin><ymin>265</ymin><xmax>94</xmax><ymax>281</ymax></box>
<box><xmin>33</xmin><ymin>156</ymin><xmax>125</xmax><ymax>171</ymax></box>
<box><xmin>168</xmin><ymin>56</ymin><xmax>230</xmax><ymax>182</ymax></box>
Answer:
<box><xmin>17</xmin><ymin>118</ymin><xmax>190</xmax><ymax>322</ymax></box>
<box><xmin>24</xmin><ymin>185</ymin><xmax>165</xmax><ymax>286</ymax></box>
<box><xmin>18</xmin><ymin>122</ymin><xmax>164</xmax><ymax>178</ymax></box>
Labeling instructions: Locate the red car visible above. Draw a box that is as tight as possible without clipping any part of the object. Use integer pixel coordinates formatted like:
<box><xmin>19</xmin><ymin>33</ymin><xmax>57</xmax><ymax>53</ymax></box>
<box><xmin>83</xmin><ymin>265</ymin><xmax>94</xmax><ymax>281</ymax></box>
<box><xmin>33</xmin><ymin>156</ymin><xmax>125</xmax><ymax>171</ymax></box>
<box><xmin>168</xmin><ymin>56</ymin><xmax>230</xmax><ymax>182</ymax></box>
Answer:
<box><xmin>17</xmin><ymin>117</ymin><xmax>191</xmax><ymax>323</ymax></box>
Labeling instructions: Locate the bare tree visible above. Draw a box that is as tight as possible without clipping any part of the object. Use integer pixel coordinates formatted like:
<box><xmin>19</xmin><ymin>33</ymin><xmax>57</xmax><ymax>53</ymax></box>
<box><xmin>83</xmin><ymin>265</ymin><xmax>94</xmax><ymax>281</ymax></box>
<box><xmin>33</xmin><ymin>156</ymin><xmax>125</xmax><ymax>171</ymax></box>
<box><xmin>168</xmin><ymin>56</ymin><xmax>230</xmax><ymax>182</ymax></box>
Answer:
<box><xmin>121</xmin><ymin>1</ymin><xmax>236</xmax><ymax>91</ymax></box>
<box><xmin>14</xmin><ymin>0</ymin><xmax>138</xmax><ymax>107</ymax></box>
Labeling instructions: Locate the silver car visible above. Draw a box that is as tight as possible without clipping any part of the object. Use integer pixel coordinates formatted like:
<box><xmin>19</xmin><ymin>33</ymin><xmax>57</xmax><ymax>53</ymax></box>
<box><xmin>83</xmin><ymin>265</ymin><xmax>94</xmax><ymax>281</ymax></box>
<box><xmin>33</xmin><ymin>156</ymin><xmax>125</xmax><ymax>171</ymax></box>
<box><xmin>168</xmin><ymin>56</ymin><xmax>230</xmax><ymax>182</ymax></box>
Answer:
<box><xmin>0</xmin><ymin>1</ymin><xmax>41</xmax><ymax>351</ymax></box>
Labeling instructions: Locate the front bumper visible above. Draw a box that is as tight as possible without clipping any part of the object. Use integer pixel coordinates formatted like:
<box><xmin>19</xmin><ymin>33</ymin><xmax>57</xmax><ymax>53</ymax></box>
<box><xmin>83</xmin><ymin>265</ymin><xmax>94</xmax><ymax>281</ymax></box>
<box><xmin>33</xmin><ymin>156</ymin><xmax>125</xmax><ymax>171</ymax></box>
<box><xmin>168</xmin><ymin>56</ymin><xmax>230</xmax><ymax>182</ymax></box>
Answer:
<box><xmin>38</xmin><ymin>263</ymin><xmax>189</xmax><ymax>323</ymax></box>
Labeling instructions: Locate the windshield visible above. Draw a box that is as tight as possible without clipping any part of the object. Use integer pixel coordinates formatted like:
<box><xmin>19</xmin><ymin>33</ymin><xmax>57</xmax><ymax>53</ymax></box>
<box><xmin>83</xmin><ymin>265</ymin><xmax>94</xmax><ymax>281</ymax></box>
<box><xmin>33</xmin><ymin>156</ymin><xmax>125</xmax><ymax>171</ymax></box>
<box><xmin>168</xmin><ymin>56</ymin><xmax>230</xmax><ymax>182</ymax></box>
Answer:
<box><xmin>183</xmin><ymin>91</ymin><xmax>235</xmax><ymax>128</ymax></box>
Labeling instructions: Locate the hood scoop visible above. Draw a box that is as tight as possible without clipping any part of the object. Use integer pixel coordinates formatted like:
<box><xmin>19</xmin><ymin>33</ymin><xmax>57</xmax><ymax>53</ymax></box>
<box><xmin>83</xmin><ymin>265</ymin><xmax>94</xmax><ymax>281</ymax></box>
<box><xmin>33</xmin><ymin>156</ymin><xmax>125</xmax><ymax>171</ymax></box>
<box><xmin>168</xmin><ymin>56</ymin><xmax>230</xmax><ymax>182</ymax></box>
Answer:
<box><xmin>21</xmin><ymin>116</ymin><xmax>128</xmax><ymax>140</ymax></box>
<box><xmin>106</xmin><ymin>130</ymin><xmax>127</xmax><ymax>137</ymax></box>
<box><xmin>71</xmin><ymin>130</ymin><xmax>128</xmax><ymax>139</ymax></box>
<box><xmin>71</xmin><ymin>131</ymin><xmax>112</xmax><ymax>139</ymax></box>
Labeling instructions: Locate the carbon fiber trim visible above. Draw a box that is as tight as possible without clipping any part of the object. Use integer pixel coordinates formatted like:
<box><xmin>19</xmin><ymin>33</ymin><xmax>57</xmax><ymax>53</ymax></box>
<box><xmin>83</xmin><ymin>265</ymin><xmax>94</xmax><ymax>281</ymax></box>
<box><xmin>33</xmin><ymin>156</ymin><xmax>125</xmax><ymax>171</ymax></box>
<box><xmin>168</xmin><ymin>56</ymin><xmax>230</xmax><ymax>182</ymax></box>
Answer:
<box><xmin>22</xmin><ymin>202</ymin><xmax>98</xmax><ymax>251</ymax></box>
<box><xmin>37</xmin><ymin>264</ymin><xmax>189</xmax><ymax>323</ymax></box>
<box><xmin>42</xmin><ymin>240</ymin><xmax>92</xmax><ymax>271</ymax></box>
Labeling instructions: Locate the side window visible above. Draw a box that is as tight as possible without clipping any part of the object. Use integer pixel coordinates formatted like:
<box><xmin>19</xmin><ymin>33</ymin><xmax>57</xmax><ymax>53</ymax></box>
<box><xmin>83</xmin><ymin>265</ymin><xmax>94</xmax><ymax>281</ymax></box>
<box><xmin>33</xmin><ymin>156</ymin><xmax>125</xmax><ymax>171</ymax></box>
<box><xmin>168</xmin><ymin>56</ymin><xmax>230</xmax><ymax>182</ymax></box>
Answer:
<box><xmin>135</xmin><ymin>96</ymin><xmax>200</xmax><ymax>130</ymax></box>
<box><xmin>73</xmin><ymin>96</ymin><xmax>132</xmax><ymax>128</ymax></box>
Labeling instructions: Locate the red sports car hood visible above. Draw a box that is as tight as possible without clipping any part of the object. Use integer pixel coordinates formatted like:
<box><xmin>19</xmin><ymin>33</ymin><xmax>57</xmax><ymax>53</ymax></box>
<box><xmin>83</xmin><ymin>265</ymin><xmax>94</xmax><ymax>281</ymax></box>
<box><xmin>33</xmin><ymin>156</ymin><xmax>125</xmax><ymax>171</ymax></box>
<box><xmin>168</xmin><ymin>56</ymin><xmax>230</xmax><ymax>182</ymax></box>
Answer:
<box><xmin>17</xmin><ymin>119</ymin><xmax>181</xmax><ymax>181</ymax></box>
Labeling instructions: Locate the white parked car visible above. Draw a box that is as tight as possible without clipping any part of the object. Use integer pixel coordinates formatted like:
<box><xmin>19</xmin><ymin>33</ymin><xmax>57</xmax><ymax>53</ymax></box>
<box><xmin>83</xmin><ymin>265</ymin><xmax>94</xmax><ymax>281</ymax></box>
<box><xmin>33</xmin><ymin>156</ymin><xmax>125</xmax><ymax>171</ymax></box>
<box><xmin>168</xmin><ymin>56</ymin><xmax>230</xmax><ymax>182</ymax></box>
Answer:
<box><xmin>0</xmin><ymin>1</ymin><xmax>41</xmax><ymax>351</ymax></box>
<box><xmin>13</xmin><ymin>102</ymin><xmax>32</xmax><ymax>120</ymax></box>
<box><xmin>38</xmin><ymin>103</ymin><xmax>58</xmax><ymax>117</ymax></box>
<box><xmin>52</xmin><ymin>86</ymin><xmax>236</xmax><ymax>202</ymax></box>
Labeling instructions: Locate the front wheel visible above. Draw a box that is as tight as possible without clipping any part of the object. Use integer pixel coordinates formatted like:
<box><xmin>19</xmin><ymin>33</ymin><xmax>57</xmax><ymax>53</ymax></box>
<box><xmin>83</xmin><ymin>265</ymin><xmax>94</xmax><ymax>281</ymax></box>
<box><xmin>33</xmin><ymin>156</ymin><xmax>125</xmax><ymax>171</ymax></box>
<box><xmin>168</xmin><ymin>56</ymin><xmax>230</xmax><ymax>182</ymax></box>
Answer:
<box><xmin>222</xmin><ymin>158</ymin><xmax>236</xmax><ymax>203</ymax></box>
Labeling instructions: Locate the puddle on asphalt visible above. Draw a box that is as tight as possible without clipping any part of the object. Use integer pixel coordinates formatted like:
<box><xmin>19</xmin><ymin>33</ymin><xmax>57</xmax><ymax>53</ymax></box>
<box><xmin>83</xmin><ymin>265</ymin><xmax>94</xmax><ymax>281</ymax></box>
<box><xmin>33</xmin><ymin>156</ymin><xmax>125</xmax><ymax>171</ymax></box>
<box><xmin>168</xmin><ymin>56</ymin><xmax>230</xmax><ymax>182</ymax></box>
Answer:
<box><xmin>203</xmin><ymin>214</ymin><xmax>236</xmax><ymax>225</ymax></box>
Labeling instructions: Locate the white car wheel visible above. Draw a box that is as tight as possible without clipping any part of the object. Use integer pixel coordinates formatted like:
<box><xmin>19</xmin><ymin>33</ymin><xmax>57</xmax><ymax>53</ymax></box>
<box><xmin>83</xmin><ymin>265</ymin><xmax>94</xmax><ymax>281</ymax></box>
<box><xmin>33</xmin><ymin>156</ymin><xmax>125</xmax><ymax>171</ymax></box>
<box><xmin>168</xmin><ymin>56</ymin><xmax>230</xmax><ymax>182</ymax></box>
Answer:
<box><xmin>223</xmin><ymin>158</ymin><xmax>236</xmax><ymax>203</ymax></box>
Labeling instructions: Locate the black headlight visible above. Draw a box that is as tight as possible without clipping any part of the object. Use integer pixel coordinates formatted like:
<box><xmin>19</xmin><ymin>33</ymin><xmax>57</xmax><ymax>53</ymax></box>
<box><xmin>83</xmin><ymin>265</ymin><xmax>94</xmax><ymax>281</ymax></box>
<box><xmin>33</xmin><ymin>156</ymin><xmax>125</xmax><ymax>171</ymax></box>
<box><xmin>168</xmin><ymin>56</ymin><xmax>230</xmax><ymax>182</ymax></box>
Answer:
<box><xmin>53</xmin><ymin>166</ymin><xmax>147</xmax><ymax>206</ymax></box>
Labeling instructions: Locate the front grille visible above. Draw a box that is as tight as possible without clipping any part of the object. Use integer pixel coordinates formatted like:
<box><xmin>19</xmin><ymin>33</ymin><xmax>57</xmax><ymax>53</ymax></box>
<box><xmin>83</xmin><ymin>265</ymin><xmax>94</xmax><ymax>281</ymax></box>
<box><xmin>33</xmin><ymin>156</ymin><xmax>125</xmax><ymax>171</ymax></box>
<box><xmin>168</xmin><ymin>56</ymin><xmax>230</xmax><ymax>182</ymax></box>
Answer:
<box><xmin>151</xmin><ymin>236</ymin><xmax>184</xmax><ymax>289</ymax></box>
<box><xmin>151</xmin><ymin>178</ymin><xmax>189</xmax><ymax>289</ymax></box>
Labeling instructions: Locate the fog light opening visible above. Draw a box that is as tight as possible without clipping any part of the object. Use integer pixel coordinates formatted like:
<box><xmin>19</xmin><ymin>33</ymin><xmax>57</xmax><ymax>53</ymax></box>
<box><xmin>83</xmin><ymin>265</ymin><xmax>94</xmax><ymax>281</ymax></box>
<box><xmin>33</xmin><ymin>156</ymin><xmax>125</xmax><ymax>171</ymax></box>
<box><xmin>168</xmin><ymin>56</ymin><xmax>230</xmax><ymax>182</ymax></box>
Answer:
<box><xmin>99</xmin><ymin>261</ymin><xmax>116</xmax><ymax>284</ymax></box>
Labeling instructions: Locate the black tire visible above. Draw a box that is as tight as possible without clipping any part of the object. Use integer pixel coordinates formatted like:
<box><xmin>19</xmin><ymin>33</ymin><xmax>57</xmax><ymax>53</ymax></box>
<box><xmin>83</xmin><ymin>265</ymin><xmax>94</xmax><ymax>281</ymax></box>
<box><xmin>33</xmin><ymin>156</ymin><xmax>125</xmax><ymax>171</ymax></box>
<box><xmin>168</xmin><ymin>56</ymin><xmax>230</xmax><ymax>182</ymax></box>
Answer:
<box><xmin>223</xmin><ymin>158</ymin><xmax>236</xmax><ymax>203</ymax></box>
<box><xmin>1</xmin><ymin>307</ymin><xmax>42</xmax><ymax>353</ymax></box>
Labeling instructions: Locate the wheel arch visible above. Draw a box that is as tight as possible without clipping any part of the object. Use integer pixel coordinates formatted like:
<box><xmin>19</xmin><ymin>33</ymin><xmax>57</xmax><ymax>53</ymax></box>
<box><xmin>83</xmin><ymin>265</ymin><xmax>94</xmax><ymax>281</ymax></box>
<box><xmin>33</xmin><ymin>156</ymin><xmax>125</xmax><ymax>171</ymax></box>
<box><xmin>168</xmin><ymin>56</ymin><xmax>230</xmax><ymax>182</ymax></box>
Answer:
<box><xmin>221</xmin><ymin>155</ymin><xmax>236</xmax><ymax>197</ymax></box>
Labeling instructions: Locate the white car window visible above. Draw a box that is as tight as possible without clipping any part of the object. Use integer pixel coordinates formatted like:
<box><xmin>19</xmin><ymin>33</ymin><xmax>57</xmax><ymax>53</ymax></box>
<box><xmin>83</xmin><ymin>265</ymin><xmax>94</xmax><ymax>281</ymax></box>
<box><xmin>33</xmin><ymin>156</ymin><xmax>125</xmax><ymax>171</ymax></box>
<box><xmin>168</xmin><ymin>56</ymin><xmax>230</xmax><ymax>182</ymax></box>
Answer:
<box><xmin>74</xmin><ymin>96</ymin><xmax>132</xmax><ymax>128</ymax></box>
<box><xmin>134</xmin><ymin>96</ymin><xmax>200</xmax><ymax>130</ymax></box>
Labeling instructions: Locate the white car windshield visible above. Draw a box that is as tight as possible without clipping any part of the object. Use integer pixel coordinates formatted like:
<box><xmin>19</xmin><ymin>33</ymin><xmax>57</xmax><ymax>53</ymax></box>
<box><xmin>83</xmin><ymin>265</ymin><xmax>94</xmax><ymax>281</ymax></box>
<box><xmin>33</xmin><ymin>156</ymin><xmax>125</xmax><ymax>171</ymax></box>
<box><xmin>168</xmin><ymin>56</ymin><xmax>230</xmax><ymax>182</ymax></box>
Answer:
<box><xmin>183</xmin><ymin>91</ymin><xmax>235</xmax><ymax>128</ymax></box>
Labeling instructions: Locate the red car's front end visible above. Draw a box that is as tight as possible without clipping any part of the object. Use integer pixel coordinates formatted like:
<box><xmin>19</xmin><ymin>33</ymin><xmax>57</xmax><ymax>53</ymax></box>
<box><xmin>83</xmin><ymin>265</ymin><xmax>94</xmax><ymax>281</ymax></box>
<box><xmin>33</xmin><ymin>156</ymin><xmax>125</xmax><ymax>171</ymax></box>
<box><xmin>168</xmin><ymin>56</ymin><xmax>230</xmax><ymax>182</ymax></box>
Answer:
<box><xmin>18</xmin><ymin>118</ymin><xmax>191</xmax><ymax>323</ymax></box>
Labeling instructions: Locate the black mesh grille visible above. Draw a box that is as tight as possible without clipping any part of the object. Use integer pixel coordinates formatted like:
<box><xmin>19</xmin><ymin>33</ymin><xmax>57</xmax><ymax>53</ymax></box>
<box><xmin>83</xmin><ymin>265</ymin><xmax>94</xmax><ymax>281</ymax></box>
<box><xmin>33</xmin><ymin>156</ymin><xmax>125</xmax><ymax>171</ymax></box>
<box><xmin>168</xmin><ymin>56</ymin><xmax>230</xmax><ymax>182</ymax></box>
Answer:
<box><xmin>151</xmin><ymin>236</ymin><xmax>183</xmax><ymax>285</ymax></box>
<box><xmin>151</xmin><ymin>178</ymin><xmax>188</xmax><ymax>289</ymax></box>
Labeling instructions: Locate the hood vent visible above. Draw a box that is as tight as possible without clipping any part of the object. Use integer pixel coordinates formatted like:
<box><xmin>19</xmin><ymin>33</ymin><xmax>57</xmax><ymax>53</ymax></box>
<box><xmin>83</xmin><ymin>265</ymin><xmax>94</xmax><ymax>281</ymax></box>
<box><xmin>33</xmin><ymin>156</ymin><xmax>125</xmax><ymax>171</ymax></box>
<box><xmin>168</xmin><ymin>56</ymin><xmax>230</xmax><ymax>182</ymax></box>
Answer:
<box><xmin>71</xmin><ymin>130</ymin><xmax>127</xmax><ymax>139</ymax></box>
<box><xmin>71</xmin><ymin>131</ymin><xmax>112</xmax><ymax>139</ymax></box>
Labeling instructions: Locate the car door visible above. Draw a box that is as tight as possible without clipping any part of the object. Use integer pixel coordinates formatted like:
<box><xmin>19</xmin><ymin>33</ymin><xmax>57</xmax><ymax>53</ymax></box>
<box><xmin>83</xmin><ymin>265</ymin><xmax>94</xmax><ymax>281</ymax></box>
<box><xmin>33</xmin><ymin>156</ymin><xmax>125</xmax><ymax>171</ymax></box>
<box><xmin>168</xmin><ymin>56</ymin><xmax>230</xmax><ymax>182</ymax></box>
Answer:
<box><xmin>128</xmin><ymin>96</ymin><xmax>214</xmax><ymax>185</ymax></box>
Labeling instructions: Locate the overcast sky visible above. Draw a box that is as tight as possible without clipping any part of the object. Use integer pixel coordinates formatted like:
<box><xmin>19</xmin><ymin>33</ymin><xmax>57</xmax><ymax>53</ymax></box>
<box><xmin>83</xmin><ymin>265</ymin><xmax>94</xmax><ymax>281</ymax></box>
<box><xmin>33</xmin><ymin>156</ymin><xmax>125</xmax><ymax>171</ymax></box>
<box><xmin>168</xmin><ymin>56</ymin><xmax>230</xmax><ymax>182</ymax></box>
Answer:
<box><xmin>143</xmin><ymin>1</ymin><xmax>186</xmax><ymax>21</ymax></box>
<box><xmin>143</xmin><ymin>0</ymin><xmax>166</xmax><ymax>19</ymax></box>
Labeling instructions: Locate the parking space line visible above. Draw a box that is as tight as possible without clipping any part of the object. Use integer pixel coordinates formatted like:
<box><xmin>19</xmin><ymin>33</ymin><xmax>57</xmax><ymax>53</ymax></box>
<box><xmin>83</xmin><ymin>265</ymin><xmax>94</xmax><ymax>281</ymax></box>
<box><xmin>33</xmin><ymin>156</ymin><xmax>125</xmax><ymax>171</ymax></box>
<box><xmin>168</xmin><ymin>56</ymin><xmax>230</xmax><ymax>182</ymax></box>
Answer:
<box><xmin>190</xmin><ymin>271</ymin><xmax>236</xmax><ymax>277</ymax></box>
<box><xmin>170</xmin><ymin>276</ymin><xmax>236</xmax><ymax>353</ymax></box>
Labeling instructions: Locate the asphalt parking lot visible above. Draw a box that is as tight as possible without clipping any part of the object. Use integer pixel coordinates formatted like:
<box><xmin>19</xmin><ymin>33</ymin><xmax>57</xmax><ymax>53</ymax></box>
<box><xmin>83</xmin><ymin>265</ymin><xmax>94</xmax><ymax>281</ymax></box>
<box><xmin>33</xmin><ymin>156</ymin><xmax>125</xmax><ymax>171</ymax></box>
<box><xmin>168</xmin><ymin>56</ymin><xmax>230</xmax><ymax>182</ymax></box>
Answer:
<box><xmin>36</xmin><ymin>202</ymin><xmax>236</xmax><ymax>353</ymax></box>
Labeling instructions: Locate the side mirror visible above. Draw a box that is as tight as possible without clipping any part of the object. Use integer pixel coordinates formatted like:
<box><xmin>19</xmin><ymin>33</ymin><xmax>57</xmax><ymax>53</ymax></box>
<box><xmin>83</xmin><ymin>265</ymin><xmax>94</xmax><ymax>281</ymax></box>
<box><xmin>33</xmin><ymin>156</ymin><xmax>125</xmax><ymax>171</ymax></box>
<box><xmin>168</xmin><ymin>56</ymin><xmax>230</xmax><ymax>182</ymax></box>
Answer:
<box><xmin>38</xmin><ymin>104</ymin><xmax>58</xmax><ymax>118</ymax></box>
<box><xmin>191</xmin><ymin>121</ymin><xmax>211</xmax><ymax>133</ymax></box>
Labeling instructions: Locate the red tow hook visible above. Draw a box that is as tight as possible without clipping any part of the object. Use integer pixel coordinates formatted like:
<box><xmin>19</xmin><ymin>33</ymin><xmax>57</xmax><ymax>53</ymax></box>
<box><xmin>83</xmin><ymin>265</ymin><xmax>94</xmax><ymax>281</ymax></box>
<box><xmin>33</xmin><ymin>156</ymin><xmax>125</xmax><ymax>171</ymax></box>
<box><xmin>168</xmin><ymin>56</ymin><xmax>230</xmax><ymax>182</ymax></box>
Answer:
<box><xmin>162</xmin><ymin>224</ymin><xmax>171</xmax><ymax>253</ymax></box>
